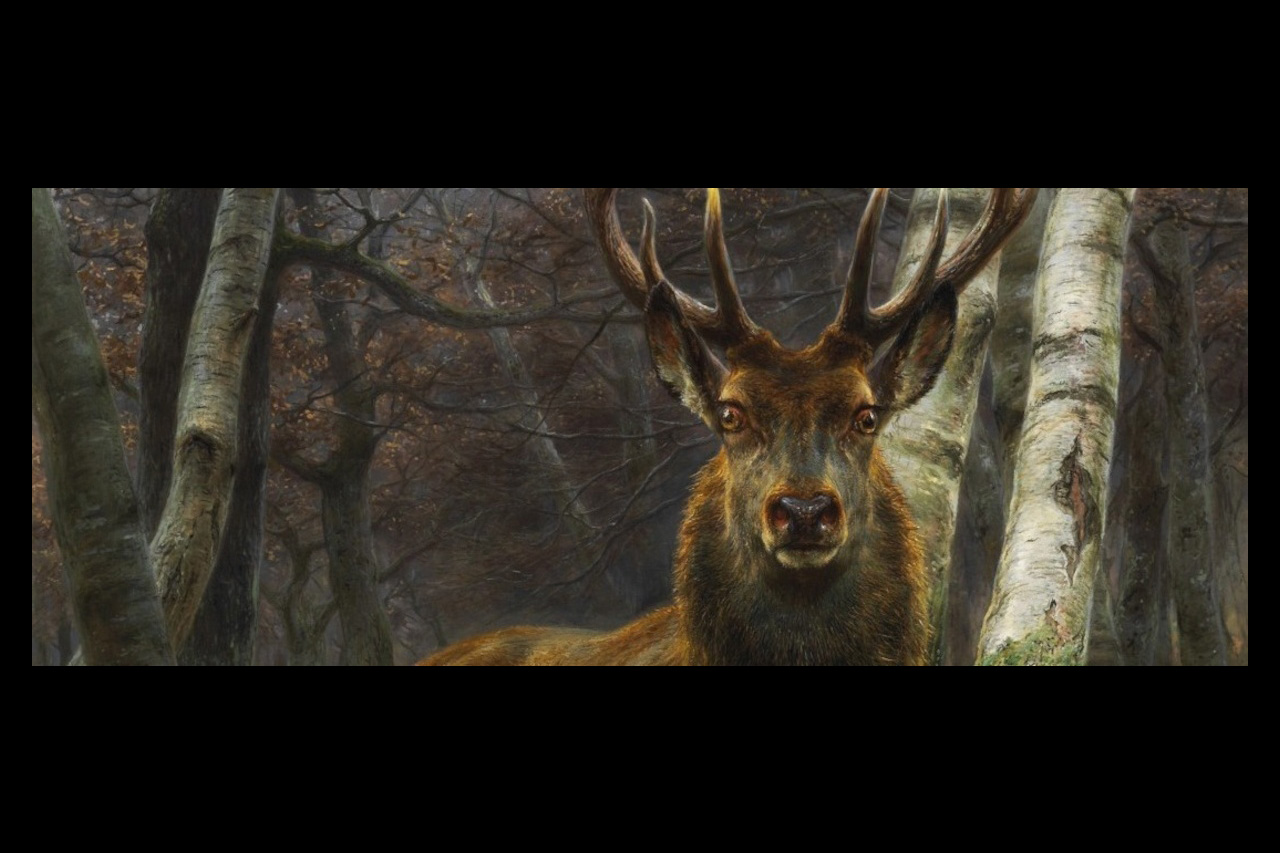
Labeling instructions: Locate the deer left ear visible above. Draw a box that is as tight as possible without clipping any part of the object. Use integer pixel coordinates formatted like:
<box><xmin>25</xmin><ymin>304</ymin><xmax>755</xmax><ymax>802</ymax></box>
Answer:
<box><xmin>871</xmin><ymin>284</ymin><xmax>957</xmax><ymax>412</ymax></box>
<box><xmin>645</xmin><ymin>280</ymin><xmax>726</xmax><ymax>427</ymax></box>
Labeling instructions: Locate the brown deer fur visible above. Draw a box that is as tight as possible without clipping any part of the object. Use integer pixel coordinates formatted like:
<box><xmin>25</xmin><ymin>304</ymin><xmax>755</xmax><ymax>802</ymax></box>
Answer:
<box><xmin>421</xmin><ymin>188</ymin><xmax>1035</xmax><ymax>666</ymax></box>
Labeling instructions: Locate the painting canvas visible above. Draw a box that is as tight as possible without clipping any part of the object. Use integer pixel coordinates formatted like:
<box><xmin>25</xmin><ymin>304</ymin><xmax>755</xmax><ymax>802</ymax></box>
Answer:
<box><xmin>32</xmin><ymin>188</ymin><xmax>1248</xmax><ymax>665</ymax></box>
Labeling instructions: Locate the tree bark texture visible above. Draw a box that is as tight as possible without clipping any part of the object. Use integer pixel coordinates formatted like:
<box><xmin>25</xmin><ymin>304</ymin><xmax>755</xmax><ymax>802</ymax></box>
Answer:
<box><xmin>320</xmin><ymin>469</ymin><xmax>393</xmax><ymax>665</ymax></box>
<box><xmin>1113</xmin><ymin>355</ymin><xmax>1171</xmax><ymax>664</ymax></box>
<box><xmin>880</xmin><ymin>188</ymin><xmax>1004</xmax><ymax>664</ymax></box>
<box><xmin>1141</xmin><ymin>220</ymin><xmax>1227</xmax><ymax>665</ymax></box>
<box><xmin>31</xmin><ymin>188</ymin><xmax>173</xmax><ymax>665</ymax></box>
<box><xmin>181</xmin><ymin>264</ymin><xmax>278</xmax><ymax>665</ymax></box>
<box><xmin>139</xmin><ymin>187</ymin><xmax>274</xmax><ymax>665</ymax></box>
<box><xmin>139</xmin><ymin>188</ymin><xmax>221</xmax><ymax>536</ymax></box>
<box><xmin>978</xmin><ymin>188</ymin><xmax>1135</xmax><ymax>665</ymax></box>
<box><xmin>151</xmin><ymin>188</ymin><xmax>280</xmax><ymax>650</ymax></box>
<box><xmin>944</xmin><ymin>377</ymin><xmax>1004</xmax><ymax>665</ymax></box>
<box><xmin>1084</xmin><ymin>563</ymin><xmax>1122</xmax><ymax>665</ymax></box>
<box><xmin>991</xmin><ymin>188</ymin><xmax>1054</xmax><ymax>498</ymax></box>
<box><xmin>308</xmin><ymin>271</ymin><xmax>394</xmax><ymax>666</ymax></box>
<box><xmin>285</xmin><ymin>189</ymin><xmax>394</xmax><ymax>665</ymax></box>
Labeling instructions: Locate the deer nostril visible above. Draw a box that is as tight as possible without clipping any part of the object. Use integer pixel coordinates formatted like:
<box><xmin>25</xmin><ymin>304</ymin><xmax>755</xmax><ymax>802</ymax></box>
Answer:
<box><xmin>774</xmin><ymin>494</ymin><xmax>839</xmax><ymax>535</ymax></box>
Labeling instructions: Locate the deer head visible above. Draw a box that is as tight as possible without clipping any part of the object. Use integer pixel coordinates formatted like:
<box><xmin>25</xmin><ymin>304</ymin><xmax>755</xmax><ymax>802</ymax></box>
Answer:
<box><xmin>584</xmin><ymin>188</ymin><xmax>1036</xmax><ymax>664</ymax></box>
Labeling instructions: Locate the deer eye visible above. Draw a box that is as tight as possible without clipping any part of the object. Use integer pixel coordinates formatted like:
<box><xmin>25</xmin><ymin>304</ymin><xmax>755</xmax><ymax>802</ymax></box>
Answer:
<box><xmin>852</xmin><ymin>406</ymin><xmax>879</xmax><ymax>435</ymax></box>
<box><xmin>718</xmin><ymin>403</ymin><xmax>746</xmax><ymax>432</ymax></box>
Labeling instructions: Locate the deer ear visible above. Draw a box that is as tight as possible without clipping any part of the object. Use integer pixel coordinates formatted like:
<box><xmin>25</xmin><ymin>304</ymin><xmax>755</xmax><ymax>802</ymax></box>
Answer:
<box><xmin>645</xmin><ymin>280</ymin><xmax>725</xmax><ymax>425</ymax></box>
<box><xmin>871</xmin><ymin>284</ymin><xmax>957</xmax><ymax>412</ymax></box>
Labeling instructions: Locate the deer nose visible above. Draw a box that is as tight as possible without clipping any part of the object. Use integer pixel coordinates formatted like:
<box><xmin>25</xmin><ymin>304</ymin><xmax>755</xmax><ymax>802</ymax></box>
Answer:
<box><xmin>770</xmin><ymin>494</ymin><xmax>841</xmax><ymax>536</ymax></box>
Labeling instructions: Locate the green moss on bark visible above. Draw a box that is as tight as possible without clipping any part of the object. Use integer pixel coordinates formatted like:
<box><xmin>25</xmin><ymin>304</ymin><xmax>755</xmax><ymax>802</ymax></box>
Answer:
<box><xmin>979</xmin><ymin>622</ymin><xmax>1083</xmax><ymax>666</ymax></box>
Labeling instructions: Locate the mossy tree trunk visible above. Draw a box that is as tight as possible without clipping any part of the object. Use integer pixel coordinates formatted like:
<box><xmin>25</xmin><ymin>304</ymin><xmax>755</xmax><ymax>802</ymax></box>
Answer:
<box><xmin>31</xmin><ymin>188</ymin><xmax>172</xmax><ymax>665</ymax></box>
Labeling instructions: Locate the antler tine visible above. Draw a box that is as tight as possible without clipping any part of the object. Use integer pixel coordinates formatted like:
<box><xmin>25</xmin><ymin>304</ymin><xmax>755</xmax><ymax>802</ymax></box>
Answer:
<box><xmin>640</xmin><ymin>200</ymin><xmax>663</xmax><ymax>289</ymax></box>
<box><xmin>704</xmin><ymin>188</ymin><xmax>759</xmax><ymax>344</ymax></box>
<box><xmin>862</xmin><ymin>188</ymin><xmax>1038</xmax><ymax>345</ymax></box>
<box><xmin>931</xmin><ymin>188</ymin><xmax>1038</xmax><ymax>295</ymax></box>
<box><xmin>583</xmin><ymin>188</ymin><xmax>650</xmax><ymax>313</ymax></box>
<box><xmin>583</xmin><ymin>188</ymin><xmax>756</xmax><ymax>349</ymax></box>
<box><xmin>865</xmin><ymin>189</ymin><xmax>950</xmax><ymax>343</ymax></box>
<box><xmin>834</xmin><ymin>187</ymin><xmax>889</xmax><ymax>336</ymax></box>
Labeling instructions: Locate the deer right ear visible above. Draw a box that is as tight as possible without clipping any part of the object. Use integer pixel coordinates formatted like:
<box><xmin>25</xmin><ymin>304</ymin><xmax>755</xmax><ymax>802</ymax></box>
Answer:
<box><xmin>645</xmin><ymin>280</ymin><xmax>726</xmax><ymax>427</ymax></box>
<box><xmin>871</xmin><ymin>283</ymin><xmax>958</xmax><ymax>413</ymax></box>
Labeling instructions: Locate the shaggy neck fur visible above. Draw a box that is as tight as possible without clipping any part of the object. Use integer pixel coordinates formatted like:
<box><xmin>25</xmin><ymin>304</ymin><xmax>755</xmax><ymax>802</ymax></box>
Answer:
<box><xmin>674</xmin><ymin>452</ymin><xmax>929</xmax><ymax>666</ymax></box>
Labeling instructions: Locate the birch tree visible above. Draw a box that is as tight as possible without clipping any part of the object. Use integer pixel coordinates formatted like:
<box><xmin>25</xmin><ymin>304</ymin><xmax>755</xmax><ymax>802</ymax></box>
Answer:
<box><xmin>978</xmin><ymin>188</ymin><xmax>1135</xmax><ymax>665</ymax></box>
<box><xmin>991</xmin><ymin>188</ymin><xmax>1055</xmax><ymax>491</ymax></box>
<box><xmin>32</xmin><ymin>188</ymin><xmax>173</xmax><ymax>665</ymax></box>
<box><xmin>879</xmin><ymin>188</ymin><xmax>1006</xmax><ymax>663</ymax></box>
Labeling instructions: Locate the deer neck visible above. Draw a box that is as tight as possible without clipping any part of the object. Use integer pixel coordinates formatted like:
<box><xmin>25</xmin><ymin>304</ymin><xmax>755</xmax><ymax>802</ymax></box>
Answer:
<box><xmin>672</xmin><ymin>454</ymin><xmax>929</xmax><ymax>666</ymax></box>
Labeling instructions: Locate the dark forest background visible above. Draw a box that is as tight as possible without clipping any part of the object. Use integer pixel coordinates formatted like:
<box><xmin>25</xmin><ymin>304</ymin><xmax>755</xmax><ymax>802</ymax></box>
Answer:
<box><xmin>31</xmin><ymin>188</ymin><xmax>1248</xmax><ymax>665</ymax></box>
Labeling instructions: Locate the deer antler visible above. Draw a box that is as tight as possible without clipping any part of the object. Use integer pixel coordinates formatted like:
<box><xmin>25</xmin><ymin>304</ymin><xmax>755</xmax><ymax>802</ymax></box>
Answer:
<box><xmin>703</xmin><ymin>188</ymin><xmax>760</xmax><ymax>344</ymax></box>
<box><xmin>585</xmin><ymin>188</ymin><xmax>759</xmax><ymax>349</ymax></box>
<box><xmin>587</xmin><ymin>187</ymin><xmax>1038</xmax><ymax>351</ymax></box>
<box><xmin>834</xmin><ymin>188</ymin><xmax>1039</xmax><ymax>346</ymax></box>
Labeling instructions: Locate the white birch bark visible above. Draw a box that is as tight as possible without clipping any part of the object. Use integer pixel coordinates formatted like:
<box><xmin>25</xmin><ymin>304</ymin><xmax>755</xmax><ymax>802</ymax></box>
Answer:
<box><xmin>880</xmin><ymin>188</ymin><xmax>1004</xmax><ymax>663</ymax></box>
<box><xmin>991</xmin><ymin>188</ymin><xmax>1055</xmax><ymax>496</ymax></box>
<box><xmin>978</xmin><ymin>188</ymin><xmax>1135</xmax><ymax>665</ymax></box>
<box><xmin>151</xmin><ymin>188</ymin><xmax>280</xmax><ymax>649</ymax></box>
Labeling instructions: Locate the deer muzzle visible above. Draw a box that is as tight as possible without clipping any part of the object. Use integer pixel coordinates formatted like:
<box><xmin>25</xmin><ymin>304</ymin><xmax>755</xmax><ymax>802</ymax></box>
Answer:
<box><xmin>765</xmin><ymin>492</ymin><xmax>845</xmax><ymax>570</ymax></box>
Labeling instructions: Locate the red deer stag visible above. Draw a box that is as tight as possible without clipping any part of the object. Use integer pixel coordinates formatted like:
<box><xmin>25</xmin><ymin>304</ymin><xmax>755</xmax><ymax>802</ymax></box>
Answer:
<box><xmin>422</xmin><ymin>187</ymin><xmax>1036</xmax><ymax>665</ymax></box>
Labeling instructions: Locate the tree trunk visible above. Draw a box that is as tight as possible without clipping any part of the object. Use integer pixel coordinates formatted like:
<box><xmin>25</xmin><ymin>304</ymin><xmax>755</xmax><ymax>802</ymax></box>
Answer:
<box><xmin>31</xmin><ymin>188</ymin><xmax>173</xmax><ymax>665</ymax></box>
<box><xmin>880</xmin><ymin>188</ymin><xmax>1004</xmax><ymax>664</ymax></box>
<box><xmin>991</xmin><ymin>188</ymin><xmax>1054</xmax><ymax>496</ymax></box>
<box><xmin>181</xmin><ymin>264</ymin><xmax>279</xmax><ymax>665</ymax></box>
<box><xmin>978</xmin><ymin>188</ymin><xmax>1135</xmax><ymax>665</ymax></box>
<box><xmin>467</xmin><ymin>276</ymin><xmax>595</xmax><ymax>556</ymax></box>
<box><xmin>151</xmin><ymin>188</ymin><xmax>280</xmax><ymax>650</ymax></box>
<box><xmin>1113</xmin><ymin>355</ymin><xmax>1171</xmax><ymax>665</ymax></box>
<box><xmin>321</xmin><ymin>468</ymin><xmax>393</xmax><ymax>665</ymax></box>
<box><xmin>1216</xmin><ymin>479</ymin><xmax>1247</xmax><ymax>665</ymax></box>
<box><xmin>285</xmin><ymin>189</ymin><xmax>394</xmax><ymax>665</ymax></box>
<box><xmin>139</xmin><ymin>187</ymin><xmax>275</xmax><ymax>665</ymax></box>
<box><xmin>139</xmin><ymin>188</ymin><xmax>221</xmax><ymax>536</ymax></box>
<box><xmin>1140</xmin><ymin>220</ymin><xmax>1227</xmax><ymax>665</ymax></box>
<box><xmin>308</xmin><ymin>272</ymin><xmax>395</xmax><ymax>666</ymax></box>
<box><xmin>944</xmin><ymin>372</ymin><xmax>1003</xmax><ymax>665</ymax></box>
<box><xmin>1085</xmin><ymin>565</ymin><xmax>1123</xmax><ymax>665</ymax></box>
<box><xmin>57</xmin><ymin>617</ymin><xmax>75</xmax><ymax>666</ymax></box>
<box><xmin>264</xmin><ymin>521</ymin><xmax>333</xmax><ymax>666</ymax></box>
